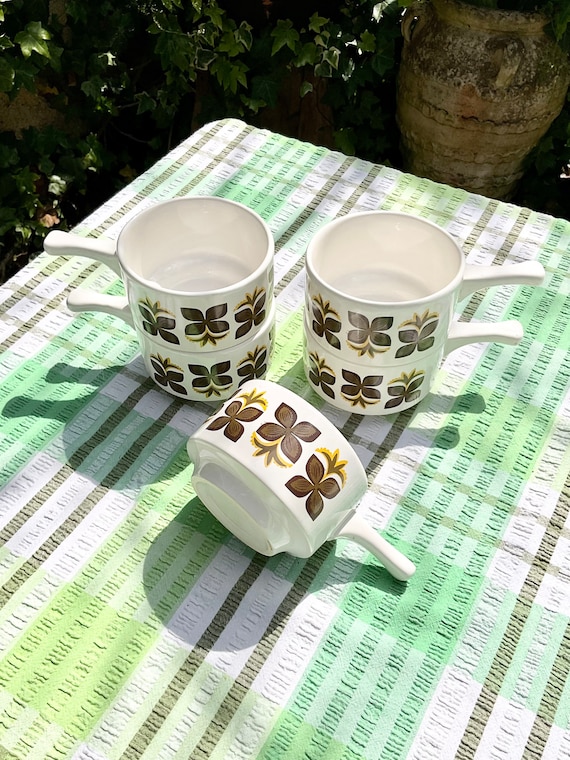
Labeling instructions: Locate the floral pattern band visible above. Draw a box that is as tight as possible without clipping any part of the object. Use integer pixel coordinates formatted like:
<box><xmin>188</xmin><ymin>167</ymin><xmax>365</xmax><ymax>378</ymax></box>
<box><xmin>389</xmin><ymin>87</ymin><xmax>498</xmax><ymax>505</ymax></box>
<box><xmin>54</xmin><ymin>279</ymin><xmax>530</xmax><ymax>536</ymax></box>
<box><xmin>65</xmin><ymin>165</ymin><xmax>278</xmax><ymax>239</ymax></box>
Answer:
<box><xmin>311</xmin><ymin>294</ymin><xmax>439</xmax><ymax>359</ymax></box>
<box><xmin>138</xmin><ymin>286</ymin><xmax>267</xmax><ymax>347</ymax></box>
<box><xmin>205</xmin><ymin>388</ymin><xmax>349</xmax><ymax>520</ymax></box>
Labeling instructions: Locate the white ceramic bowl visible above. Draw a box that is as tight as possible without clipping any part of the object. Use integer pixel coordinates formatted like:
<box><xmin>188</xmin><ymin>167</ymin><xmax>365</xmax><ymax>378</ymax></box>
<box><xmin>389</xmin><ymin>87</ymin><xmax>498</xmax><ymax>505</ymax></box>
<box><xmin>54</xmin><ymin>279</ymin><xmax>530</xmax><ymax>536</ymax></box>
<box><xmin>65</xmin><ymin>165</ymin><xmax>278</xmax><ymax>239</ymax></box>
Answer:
<box><xmin>187</xmin><ymin>379</ymin><xmax>416</xmax><ymax>580</ymax></box>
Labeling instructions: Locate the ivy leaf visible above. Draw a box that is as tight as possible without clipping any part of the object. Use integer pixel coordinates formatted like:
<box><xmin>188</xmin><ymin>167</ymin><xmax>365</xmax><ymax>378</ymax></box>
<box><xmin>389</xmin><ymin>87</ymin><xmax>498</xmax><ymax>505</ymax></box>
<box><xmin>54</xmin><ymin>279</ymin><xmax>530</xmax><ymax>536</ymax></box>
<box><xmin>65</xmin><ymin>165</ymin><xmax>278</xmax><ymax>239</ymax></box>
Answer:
<box><xmin>251</xmin><ymin>73</ymin><xmax>280</xmax><ymax>108</ymax></box>
<box><xmin>309</xmin><ymin>13</ymin><xmax>329</xmax><ymax>33</ymax></box>
<box><xmin>0</xmin><ymin>35</ymin><xmax>14</xmax><ymax>52</ymax></box>
<box><xmin>294</xmin><ymin>42</ymin><xmax>318</xmax><ymax>67</ymax></box>
<box><xmin>323</xmin><ymin>47</ymin><xmax>340</xmax><ymax>70</ymax></box>
<box><xmin>136</xmin><ymin>91</ymin><xmax>156</xmax><ymax>114</ymax></box>
<box><xmin>360</xmin><ymin>30</ymin><xmax>376</xmax><ymax>53</ymax></box>
<box><xmin>0</xmin><ymin>58</ymin><xmax>14</xmax><ymax>92</ymax></box>
<box><xmin>300</xmin><ymin>80</ymin><xmax>313</xmax><ymax>97</ymax></box>
<box><xmin>236</xmin><ymin>22</ymin><xmax>253</xmax><ymax>52</ymax></box>
<box><xmin>15</xmin><ymin>22</ymin><xmax>51</xmax><ymax>59</ymax></box>
<box><xmin>271</xmin><ymin>20</ymin><xmax>300</xmax><ymax>56</ymax></box>
<box><xmin>211</xmin><ymin>57</ymin><xmax>248</xmax><ymax>94</ymax></box>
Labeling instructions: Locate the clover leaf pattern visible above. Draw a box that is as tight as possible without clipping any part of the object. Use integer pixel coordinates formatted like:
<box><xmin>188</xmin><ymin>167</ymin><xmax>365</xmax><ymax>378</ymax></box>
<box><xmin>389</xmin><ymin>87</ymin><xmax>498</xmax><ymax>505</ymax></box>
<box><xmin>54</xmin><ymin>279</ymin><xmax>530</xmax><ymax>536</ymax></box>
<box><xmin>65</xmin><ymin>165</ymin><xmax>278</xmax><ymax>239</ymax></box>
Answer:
<box><xmin>252</xmin><ymin>402</ymin><xmax>321</xmax><ymax>467</ymax></box>
<box><xmin>150</xmin><ymin>354</ymin><xmax>187</xmax><ymax>395</ymax></box>
<box><xmin>138</xmin><ymin>298</ymin><xmax>180</xmax><ymax>344</ymax></box>
<box><xmin>182</xmin><ymin>304</ymin><xmax>230</xmax><ymax>347</ymax></box>
<box><xmin>347</xmin><ymin>312</ymin><xmax>393</xmax><ymax>357</ymax></box>
<box><xmin>206</xmin><ymin>388</ymin><xmax>268</xmax><ymax>442</ymax></box>
<box><xmin>285</xmin><ymin>448</ymin><xmax>348</xmax><ymax>520</ymax></box>
<box><xmin>385</xmin><ymin>369</ymin><xmax>425</xmax><ymax>410</ymax></box>
<box><xmin>234</xmin><ymin>287</ymin><xmax>266</xmax><ymax>340</ymax></box>
<box><xmin>395</xmin><ymin>310</ymin><xmax>439</xmax><ymax>359</ymax></box>
<box><xmin>188</xmin><ymin>360</ymin><xmax>233</xmax><ymax>397</ymax></box>
<box><xmin>341</xmin><ymin>369</ymin><xmax>382</xmax><ymax>409</ymax></box>
<box><xmin>312</xmin><ymin>294</ymin><xmax>342</xmax><ymax>350</ymax></box>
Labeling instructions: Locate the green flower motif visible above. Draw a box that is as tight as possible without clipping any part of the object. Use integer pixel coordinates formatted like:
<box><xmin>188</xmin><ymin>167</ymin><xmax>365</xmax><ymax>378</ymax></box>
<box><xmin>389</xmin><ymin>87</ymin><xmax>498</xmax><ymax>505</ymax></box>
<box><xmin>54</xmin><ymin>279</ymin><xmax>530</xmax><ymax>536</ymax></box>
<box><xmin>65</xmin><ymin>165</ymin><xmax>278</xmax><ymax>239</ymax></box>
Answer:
<box><xmin>395</xmin><ymin>309</ymin><xmax>439</xmax><ymax>359</ymax></box>
<box><xmin>237</xmin><ymin>345</ymin><xmax>268</xmax><ymax>384</ymax></box>
<box><xmin>311</xmin><ymin>293</ymin><xmax>342</xmax><ymax>351</ymax></box>
<box><xmin>234</xmin><ymin>287</ymin><xmax>266</xmax><ymax>340</ymax></box>
<box><xmin>307</xmin><ymin>351</ymin><xmax>336</xmax><ymax>400</ymax></box>
<box><xmin>340</xmin><ymin>369</ymin><xmax>382</xmax><ymax>409</ymax></box>
<box><xmin>188</xmin><ymin>361</ymin><xmax>233</xmax><ymax>397</ymax></box>
<box><xmin>347</xmin><ymin>312</ymin><xmax>393</xmax><ymax>357</ymax></box>
<box><xmin>138</xmin><ymin>297</ymin><xmax>180</xmax><ymax>344</ymax></box>
<box><xmin>385</xmin><ymin>369</ymin><xmax>425</xmax><ymax>410</ymax></box>
<box><xmin>150</xmin><ymin>354</ymin><xmax>187</xmax><ymax>395</ymax></box>
<box><xmin>182</xmin><ymin>304</ymin><xmax>230</xmax><ymax>347</ymax></box>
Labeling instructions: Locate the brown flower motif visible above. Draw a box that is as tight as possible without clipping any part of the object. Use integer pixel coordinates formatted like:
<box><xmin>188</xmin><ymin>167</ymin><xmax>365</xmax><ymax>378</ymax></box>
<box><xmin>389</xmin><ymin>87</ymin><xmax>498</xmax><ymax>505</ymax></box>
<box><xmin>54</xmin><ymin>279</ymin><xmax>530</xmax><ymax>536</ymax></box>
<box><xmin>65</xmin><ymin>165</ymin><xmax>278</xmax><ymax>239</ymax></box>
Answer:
<box><xmin>312</xmin><ymin>294</ymin><xmax>342</xmax><ymax>351</ymax></box>
<box><xmin>307</xmin><ymin>351</ymin><xmax>336</xmax><ymax>400</ymax></box>
<box><xmin>285</xmin><ymin>448</ymin><xmax>347</xmax><ymax>520</ymax></box>
<box><xmin>150</xmin><ymin>354</ymin><xmax>187</xmax><ymax>395</ymax></box>
<box><xmin>385</xmin><ymin>369</ymin><xmax>425</xmax><ymax>410</ymax></box>
<box><xmin>252</xmin><ymin>402</ymin><xmax>321</xmax><ymax>467</ymax></box>
<box><xmin>234</xmin><ymin>287</ymin><xmax>266</xmax><ymax>340</ymax></box>
<box><xmin>395</xmin><ymin>309</ymin><xmax>439</xmax><ymax>358</ymax></box>
<box><xmin>138</xmin><ymin>298</ymin><xmax>180</xmax><ymax>344</ymax></box>
<box><xmin>182</xmin><ymin>304</ymin><xmax>230</xmax><ymax>347</ymax></box>
<box><xmin>341</xmin><ymin>369</ymin><xmax>382</xmax><ymax>409</ymax></box>
<box><xmin>347</xmin><ymin>312</ymin><xmax>393</xmax><ymax>357</ymax></box>
<box><xmin>206</xmin><ymin>390</ymin><xmax>266</xmax><ymax>441</ymax></box>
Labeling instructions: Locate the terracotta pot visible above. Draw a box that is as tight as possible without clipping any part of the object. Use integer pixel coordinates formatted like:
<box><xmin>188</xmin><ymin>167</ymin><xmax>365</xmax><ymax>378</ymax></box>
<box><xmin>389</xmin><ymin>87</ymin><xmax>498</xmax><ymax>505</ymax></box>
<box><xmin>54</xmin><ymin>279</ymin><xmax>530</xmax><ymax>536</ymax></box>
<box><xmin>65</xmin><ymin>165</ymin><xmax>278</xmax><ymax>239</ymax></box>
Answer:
<box><xmin>396</xmin><ymin>0</ymin><xmax>570</xmax><ymax>199</ymax></box>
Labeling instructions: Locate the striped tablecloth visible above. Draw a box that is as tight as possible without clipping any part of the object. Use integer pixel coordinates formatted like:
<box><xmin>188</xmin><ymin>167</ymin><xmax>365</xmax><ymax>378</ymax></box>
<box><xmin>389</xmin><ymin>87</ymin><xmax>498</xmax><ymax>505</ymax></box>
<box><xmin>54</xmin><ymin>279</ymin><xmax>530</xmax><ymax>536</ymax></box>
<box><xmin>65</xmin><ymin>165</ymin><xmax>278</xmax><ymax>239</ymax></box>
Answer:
<box><xmin>0</xmin><ymin>118</ymin><xmax>569</xmax><ymax>760</ymax></box>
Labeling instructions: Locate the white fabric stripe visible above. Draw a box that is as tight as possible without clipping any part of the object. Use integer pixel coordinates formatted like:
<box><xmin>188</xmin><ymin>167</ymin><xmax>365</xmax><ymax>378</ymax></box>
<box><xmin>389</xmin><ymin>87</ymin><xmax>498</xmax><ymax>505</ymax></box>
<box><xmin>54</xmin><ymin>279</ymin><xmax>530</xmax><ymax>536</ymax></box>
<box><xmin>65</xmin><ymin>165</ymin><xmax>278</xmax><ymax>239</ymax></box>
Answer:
<box><xmin>251</xmin><ymin>595</ymin><xmax>338</xmax><ymax>706</ymax></box>
<box><xmin>474</xmin><ymin>697</ymin><xmax>535</xmax><ymax>759</ymax></box>
<box><xmin>407</xmin><ymin>666</ymin><xmax>482</xmax><ymax>760</ymax></box>
<box><xmin>162</xmin><ymin>544</ymin><xmax>252</xmax><ymax>651</ymax></box>
<box><xmin>0</xmin><ymin>452</ymin><xmax>62</xmax><ymax>530</ymax></box>
<box><xmin>42</xmin><ymin>490</ymin><xmax>135</xmax><ymax>581</ymax></box>
<box><xmin>205</xmin><ymin>567</ymin><xmax>293</xmax><ymax>678</ymax></box>
<box><xmin>5</xmin><ymin>471</ymin><xmax>98</xmax><ymax>558</ymax></box>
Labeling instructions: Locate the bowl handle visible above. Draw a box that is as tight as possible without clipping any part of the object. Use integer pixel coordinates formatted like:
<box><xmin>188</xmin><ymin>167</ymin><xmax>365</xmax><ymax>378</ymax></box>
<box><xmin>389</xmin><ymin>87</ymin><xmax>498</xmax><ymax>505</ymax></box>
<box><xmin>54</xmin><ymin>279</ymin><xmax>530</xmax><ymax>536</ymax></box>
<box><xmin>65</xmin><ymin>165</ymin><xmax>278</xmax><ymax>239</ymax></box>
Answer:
<box><xmin>44</xmin><ymin>230</ymin><xmax>121</xmax><ymax>276</ymax></box>
<box><xmin>335</xmin><ymin>513</ymin><xmax>416</xmax><ymax>582</ymax></box>
<box><xmin>459</xmin><ymin>260</ymin><xmax>544</xmax><ymax>301</ymax></box>
<box><xmin>67</xmin><ymin>288</ymin><xmax>133</xmax><ymax>327</ymax></box>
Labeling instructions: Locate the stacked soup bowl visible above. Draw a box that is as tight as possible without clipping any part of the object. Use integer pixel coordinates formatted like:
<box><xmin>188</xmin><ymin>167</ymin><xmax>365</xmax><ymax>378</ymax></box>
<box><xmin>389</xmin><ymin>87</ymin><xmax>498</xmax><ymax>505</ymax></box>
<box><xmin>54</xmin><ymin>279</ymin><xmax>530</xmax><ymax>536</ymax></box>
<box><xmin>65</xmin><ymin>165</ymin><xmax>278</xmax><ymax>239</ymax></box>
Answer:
<box><xmin>44</xmin><ymin>197</ymin><xmax>276</xmax><ymax>402</ymax></box>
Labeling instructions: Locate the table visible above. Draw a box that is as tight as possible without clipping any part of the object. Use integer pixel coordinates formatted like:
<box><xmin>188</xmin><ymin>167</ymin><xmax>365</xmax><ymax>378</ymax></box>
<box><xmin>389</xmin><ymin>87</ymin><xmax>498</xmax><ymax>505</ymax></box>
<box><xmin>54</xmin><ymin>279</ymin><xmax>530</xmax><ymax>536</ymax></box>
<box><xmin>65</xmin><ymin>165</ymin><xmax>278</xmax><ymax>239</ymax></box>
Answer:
<box><xmin>0</xmin><ymin>117</ymin><xmax>569</xmax><ymax>760</ymax></box>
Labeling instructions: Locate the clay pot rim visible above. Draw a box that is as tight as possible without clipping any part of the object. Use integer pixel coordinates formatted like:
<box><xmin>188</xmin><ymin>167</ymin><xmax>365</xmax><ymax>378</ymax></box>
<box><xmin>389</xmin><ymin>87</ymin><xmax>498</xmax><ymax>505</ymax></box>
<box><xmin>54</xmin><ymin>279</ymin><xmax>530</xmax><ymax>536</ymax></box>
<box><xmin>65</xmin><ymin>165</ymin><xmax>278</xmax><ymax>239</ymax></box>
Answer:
<box><xmin>430</xmin><ymin>0</ymin><xmax>549</xmax><ymax>34</ymax></box>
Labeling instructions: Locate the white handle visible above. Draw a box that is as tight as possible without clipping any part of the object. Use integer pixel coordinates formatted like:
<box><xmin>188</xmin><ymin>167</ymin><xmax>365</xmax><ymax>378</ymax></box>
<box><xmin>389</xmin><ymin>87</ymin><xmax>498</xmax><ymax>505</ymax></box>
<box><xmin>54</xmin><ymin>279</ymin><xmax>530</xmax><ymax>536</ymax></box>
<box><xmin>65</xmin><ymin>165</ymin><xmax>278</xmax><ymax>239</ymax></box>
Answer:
<box><xmin>445</xmin><ymin>319</ymin><xmax>523</xmax><ymax>354</ymax></box>
<box><xmin>459</xmin><ymin>260</ymin><xmax>544</xmax><ymax>301</ymax></box>
<box><xmin>44</xmin><ymin>230</ymin><xmax>121</xmax><ymax>275</ymax></box>
<box><xmin>67</xmin><ymin>288</ymin><xmax>133</xmax><ymax>327</ymax></box>
<box><xmin>335</xmin><ymin>514</ymin><xmax>416</xmax><ymax>582</ymax></box>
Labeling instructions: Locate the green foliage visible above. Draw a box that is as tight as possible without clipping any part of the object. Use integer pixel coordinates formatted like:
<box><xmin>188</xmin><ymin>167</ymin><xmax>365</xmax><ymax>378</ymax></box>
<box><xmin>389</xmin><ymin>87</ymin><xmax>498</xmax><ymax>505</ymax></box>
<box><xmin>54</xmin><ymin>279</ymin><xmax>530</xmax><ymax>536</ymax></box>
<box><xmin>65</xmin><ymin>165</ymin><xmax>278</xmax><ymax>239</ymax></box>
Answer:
<box><xmin>0</xmin><ymin>0</ymin><xmax>568</xmax><ymax>281</ymax></box>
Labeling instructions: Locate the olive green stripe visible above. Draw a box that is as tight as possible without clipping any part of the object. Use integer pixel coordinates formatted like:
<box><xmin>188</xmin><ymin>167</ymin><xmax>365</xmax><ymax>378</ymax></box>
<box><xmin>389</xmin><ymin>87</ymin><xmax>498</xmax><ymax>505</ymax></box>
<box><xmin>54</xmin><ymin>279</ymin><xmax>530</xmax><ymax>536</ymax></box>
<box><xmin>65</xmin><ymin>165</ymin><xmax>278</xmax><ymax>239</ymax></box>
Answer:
<box><xmin>0</xmin><ymin>378</ymin><xmax>154</xmax><ymax>545</ymax></box>
<box><xmin>522</xmin><ymin>621</ymin><xmax>570</xmax><ymax>759</ymax></box>
<box><xmin>122</xmin><ymin>543</ymin><xmax>331</xmax><ymax>758</ymax></box>
<box><xmin>0</xmin><ymin>379</ymin><xmax>183</xmax><ymax>601</ymax></box>
<box><xmin>461</xmin><ymin>199</ymin><xmax>500</xmax><ymax>254</ymax></box>
<box><xmin>121</xmin><ymin>553</ymin><xmax>269</xmax><ymax>758</ymax></box>
<box><xmin>0</xmin><ymin>261</ymin><xmax>99</xmax><ymax>347</ymax></box>
<box><xmin>456</xmin><ymin>470</ymin><xmax>570</xmax><ymax>758</ymax></box>
<box><xmin>33</xmin><ymin>396</ymin><xmax>182</xmax><ymax>566</ymax></box>
<box><xmin>188</xmin><ymin>544</ymin><xmax>332</xmax><ymax>759</ymax></box>
<box><xmin>460</xmin><ymin>205</ymin><xmax>532</xmax><ymax>322</ymax></box>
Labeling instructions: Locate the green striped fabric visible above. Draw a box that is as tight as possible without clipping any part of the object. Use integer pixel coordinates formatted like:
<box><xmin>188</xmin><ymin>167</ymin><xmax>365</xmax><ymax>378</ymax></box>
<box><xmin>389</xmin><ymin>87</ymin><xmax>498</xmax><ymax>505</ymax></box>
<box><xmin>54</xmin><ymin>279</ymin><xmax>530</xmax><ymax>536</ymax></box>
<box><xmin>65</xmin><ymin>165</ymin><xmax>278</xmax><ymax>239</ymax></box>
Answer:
<box><xmin>0</xmin><ymin>118</ymin><xmax>568</xmax><ymax>759</ymax></box>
